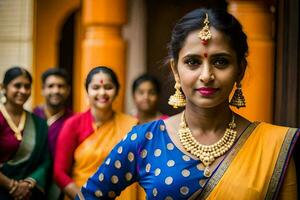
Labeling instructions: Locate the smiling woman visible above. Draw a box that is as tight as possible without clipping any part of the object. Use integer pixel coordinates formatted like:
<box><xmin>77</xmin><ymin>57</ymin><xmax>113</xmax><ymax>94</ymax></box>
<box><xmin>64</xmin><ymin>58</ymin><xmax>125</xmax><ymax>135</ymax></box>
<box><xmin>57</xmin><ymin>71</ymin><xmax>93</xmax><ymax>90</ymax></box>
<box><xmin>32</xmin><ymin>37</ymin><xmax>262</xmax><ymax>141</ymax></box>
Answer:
<box><xmin>77</xmin><ymin>8</ymin><xmax>299</xmax><ymax>200</ymax></box>
<box><xmin>0</xmin><ymin>66</ymin><xmax>51</xmax><ymax>200</ymax></box>
<box><xmin>54</xmin><ymin>66</ymin><xmax>143</xmax><ymax>200</ymax></box>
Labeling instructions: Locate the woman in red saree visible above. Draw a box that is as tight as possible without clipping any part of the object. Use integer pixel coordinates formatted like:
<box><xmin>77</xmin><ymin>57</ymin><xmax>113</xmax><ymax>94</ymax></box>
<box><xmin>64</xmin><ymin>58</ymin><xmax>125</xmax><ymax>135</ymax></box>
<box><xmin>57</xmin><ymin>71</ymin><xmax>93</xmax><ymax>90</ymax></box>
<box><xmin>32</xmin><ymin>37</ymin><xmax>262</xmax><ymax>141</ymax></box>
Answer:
<box><xmin>54</xmin><ymin>66</ymin><xmax>142</xmax><ymax>199</ymax></box>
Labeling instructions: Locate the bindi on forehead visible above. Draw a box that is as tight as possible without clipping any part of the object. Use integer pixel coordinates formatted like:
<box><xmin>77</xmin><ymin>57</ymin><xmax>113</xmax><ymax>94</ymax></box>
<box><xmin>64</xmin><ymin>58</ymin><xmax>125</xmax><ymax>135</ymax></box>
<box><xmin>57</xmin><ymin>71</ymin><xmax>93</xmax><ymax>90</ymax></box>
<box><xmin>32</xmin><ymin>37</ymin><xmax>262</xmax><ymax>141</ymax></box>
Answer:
<box><xmin>204</xmin><ymin>53</ymin><xmax>208</xmax><ymax>58</ymax></box>
<box><xmin>99</xmin><ymin>79</ymin><xmax>104</xmax><ymax>84</ymax></box>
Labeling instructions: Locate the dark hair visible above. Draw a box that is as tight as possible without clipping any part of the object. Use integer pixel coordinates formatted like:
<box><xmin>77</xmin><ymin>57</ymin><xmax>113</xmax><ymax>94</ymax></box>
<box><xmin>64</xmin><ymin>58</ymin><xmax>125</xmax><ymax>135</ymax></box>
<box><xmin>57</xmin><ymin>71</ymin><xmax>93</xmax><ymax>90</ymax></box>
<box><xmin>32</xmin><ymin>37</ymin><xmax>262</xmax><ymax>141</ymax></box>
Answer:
<box><xmin>132</xmin><ymin>74</ymin><xmax>160</xmax><ymax>94</ymax></box>
<box><xmin>85</xmin><ymin>66</ymin><xmax>120</xmax><ymax>93</ymax></box>
<box><xmin>41</xmin><ymin>68</ymin><xmax>70</xmax><ymax>85</ymax></box>
<box><xmin>168</xmin><ymin>8</ymin><xmax>248</xmax><ymax>72</ymax></box>
<box><xmin>2</xmin><ymin>66</ymin><xmax>32</xmax><ymax>86</ymax></box>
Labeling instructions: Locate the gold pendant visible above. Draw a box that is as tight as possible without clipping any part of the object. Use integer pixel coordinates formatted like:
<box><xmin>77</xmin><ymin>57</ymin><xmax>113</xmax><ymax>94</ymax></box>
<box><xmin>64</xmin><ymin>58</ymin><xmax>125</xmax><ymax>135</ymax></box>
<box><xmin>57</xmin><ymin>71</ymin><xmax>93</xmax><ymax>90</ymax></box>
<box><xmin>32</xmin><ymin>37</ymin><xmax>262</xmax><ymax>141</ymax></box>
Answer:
<box><xmin>15</xmin><ymin>132</ymin><xmax>22</xmax><ymax>141</ymax></box>
<box><xmin>204</xmin><ymin>166</ymin><xmax>211</xmax><ymax>178</ymax></box>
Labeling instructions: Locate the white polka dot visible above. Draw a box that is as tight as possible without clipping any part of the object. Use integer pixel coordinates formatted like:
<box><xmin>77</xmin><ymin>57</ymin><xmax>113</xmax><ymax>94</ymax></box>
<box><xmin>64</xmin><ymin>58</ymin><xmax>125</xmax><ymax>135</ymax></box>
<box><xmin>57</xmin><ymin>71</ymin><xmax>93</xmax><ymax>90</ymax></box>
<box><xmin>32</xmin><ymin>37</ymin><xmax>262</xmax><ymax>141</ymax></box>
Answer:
<box><xmin>165</xmin><ymin>176</ymin><xmax>173</xmax><ymax>185</ymax></box>
<box><xmin>146</xmin><ymin>163</ymin><xmax>151</xmax><ymax>173</ymax></box>
<box><xmin>98</xmin><ymin>173</ymin><xmax>104</xmax><ymax>182</ymax></box>
<box><xmin>199</xmin><ymin>179</ymin><xmax>206</xmax><ymax>187</ymax></box>
<box><xmin>154</xmin><ymin>149</ymin><xmax>162</xmax><ymax>157</ymax></box>
<box><xmin>108</xmin><ymin>191</ymin><xmax>116</xmax><ymax>198</ymax></box>
<box><xmin>197</xmin><ymin>163</ymin><xmax>205</xmax><ymax>171</ymax></box>
<box><xmin>165</xmin><ymin>196</ymin><xmax>173</xmax><ymax>200</ymax></box>
<box><xmin>114</xmin><ymin>160</ymin><xmax>122</xmax><ymax>169</ymax></box>
<box><xmin>105</xmin><ymin>158</ymin><xmax>111</xmax><ymax>165</ymax></box>
<box><xmin>167</xmin><ymin>143</ymin><xmax>174</xmax><ymax>150</ymax></box>
<box><xmin>128</xmin><ymin>152</ymin><xmax>134</xmax><ymax>162</ymax></box>
<box><xmin>111</xmin><ymin>175</ymin><xmax>119</xmax><ymax>184</ymax></box>
<box><xmin>131</xmin><ymin>133</ymin><xmax>137</xmax><ymax>141</ymax></box>
<box><xmin>154</xmin><ymin>168</ymin><xmax>161</xmax><ymax>176</ymax></box>
<box><xmin>94</xmin><ymin>190</ymin><xmax>103</xmax><ymax>197</ymax></box>
<box><xmin>160</xmin><ymin>125</ymin><xmax>166</xmax><ymax>131</ymax></box>
<box><xmin>181</xmin><ymin>169</ymin><xmax>190</xmax><ymax>177</ymax></box>
<box><xmin>182</xmin><ymin>155</ymin><xmax>191</xmax><ymax>161</ymax></box>
<box><xmin>141</xmin><ymin>149</ymin><xmax>147</xmax><ymax>158</ymax></box>
<box><xmin>167</xmin><ymin>160</ymin><xmax>175</xmax><ymax>167</ymax></box>
<box><xmin>117</xmin><ymin>146</ymin><xmax>123</xmax><ymax>154</ymax></box>
<box><xmin>152</xmin><ymin>188</ymin><xmax>158</xmax><ymax>196</ymax></box>
<box><xmin>145</xmin><ymin>132</ymin><xmax>153</xmax><ymax>140</ymax></box>
<box><xmin>125</xmin><ymin>172</ymin><xmax>133</xmax><ymax>181</ymax></box>
<box><xmin>180</xmin><ymin>186</ymin><xmax>189</xmax><ymax>195</ymax></box>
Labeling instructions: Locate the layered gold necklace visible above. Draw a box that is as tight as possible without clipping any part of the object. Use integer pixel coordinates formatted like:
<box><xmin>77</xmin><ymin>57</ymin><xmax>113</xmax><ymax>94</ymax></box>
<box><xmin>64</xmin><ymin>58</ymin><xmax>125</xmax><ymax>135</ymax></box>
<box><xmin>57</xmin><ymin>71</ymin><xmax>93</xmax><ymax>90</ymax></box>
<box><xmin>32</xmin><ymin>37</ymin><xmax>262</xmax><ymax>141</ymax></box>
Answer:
<box><xmin>0</xmin><ymin>104</ymin><xmax>26</xmax><ymax>141</ymax></box>
<box><xmin>178</xmin><ymin>111</ymin><xmax>237</xmax><ymax>177</ymax></box>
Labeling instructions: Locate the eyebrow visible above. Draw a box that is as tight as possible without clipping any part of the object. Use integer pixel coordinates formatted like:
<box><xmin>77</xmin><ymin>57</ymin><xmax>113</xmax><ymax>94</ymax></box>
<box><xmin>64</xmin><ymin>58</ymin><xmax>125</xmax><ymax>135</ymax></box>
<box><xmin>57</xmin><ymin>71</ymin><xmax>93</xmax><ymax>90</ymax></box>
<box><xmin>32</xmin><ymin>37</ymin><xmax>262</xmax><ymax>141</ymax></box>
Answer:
<box><xmin>183</xmin><ymin>52</ymin><xmax>233</xmax><ymax>59</ymax></box>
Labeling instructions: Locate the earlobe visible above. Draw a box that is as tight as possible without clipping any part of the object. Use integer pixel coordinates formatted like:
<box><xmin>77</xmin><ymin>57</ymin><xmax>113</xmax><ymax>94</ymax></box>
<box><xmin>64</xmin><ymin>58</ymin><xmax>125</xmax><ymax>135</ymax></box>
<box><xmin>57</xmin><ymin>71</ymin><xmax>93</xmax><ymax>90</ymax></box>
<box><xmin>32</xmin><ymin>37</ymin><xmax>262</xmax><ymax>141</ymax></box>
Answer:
<box><xmin>170</xmin><ymin>59</ymin><xmax>180</xmax><ymax>82</ymax></box>
<box><xmin>237</xmin><ymin>59</ymin><xmax>247</xmax><ymax>82</ymax></box>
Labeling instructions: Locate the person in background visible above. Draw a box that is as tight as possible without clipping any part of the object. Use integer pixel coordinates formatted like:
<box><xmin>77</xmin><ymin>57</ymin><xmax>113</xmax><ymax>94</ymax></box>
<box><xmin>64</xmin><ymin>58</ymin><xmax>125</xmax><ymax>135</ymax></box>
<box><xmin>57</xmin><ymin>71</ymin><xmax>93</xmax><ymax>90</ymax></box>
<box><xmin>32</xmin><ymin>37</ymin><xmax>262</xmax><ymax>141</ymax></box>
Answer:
<box><xmin>0</xmin><ymin>66</ymin><xmax>51</xmax><ymax>199</ymax></box>
<box><xmin>33</xmin><ymin>68</ymin><xmax>73</xmax><ymax>200</ymax></box>
<box><xmin>132</xmin><ymin>74</ymin><xmax>168</xmax><ymax>124</ymax></box>
<box><xmin>33</xmin><ymin>68</ymin><xmax>73</xmax><ymax>159</ymax></box>
<box><xmin>77</xmin><ymin>8</ymin><xmax>299</xmax><ymax>199</ymax></box>
<box><xmin>54</xmin><ymin>66</ymin><xmax>142</xmax><ymax>199</ymax></box>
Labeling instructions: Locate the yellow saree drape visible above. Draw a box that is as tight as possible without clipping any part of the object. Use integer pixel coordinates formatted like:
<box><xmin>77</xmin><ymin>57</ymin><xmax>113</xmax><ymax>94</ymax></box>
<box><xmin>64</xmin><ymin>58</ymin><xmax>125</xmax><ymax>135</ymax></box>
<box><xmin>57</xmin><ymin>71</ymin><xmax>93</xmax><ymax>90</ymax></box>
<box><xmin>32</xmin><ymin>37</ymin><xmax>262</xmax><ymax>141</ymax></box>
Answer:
<box><xmin>71</xmin><ymin>112</ymin><xmax>145</xmax><ymax>200</ymax></box>
<box><xmin>196</xmin><ymin>122</ymin><xmax>298</xmax><ymax>200</ymax></box>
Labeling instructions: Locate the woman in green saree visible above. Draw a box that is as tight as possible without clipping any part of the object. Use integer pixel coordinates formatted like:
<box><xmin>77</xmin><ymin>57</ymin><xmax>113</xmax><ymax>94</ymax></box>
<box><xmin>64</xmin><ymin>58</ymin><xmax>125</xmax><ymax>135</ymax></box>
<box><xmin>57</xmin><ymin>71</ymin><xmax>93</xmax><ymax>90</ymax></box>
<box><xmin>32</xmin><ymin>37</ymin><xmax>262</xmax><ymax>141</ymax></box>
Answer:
<box><xmin>0</xmin><ymin>67</ymin><xmax>51</xmax><ymax>199</ymax></box>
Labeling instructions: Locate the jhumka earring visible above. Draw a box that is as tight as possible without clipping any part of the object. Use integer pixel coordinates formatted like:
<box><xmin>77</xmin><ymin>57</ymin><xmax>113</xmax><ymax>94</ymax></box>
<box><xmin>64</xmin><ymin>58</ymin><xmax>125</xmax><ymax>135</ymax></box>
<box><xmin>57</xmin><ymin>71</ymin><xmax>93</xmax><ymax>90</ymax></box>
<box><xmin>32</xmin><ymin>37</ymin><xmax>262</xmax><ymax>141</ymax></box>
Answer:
<box><xmin>168</xmin><ymin>81</ymin><xmax>186</xmax><ymax>108</ymax></box>
<box><xmin>198</xmin><ymin>13</ymin><xmax>212</xmax><ymax>45</ymax></box>
<box><xmin>0</xmin><ymin>90</ymin><xmax>6</xmax><ymax>104</ymax></box>
<box><xmin>230</xmin><ymin>82</ymin><xmax>246</xmax><ymax>108</ymax></box>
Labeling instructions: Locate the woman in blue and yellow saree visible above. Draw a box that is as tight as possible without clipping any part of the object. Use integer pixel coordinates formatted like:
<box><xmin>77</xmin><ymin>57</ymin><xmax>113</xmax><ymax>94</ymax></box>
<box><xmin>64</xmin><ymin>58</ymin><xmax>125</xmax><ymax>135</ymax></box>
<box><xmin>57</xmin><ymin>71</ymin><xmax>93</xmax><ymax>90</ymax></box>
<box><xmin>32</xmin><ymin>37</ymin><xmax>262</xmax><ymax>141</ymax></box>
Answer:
<box><xmin>76</xmin><ymin>8</ymin><xmax>298</xmax><ymax>200</ymax></box>
<box><xmin>0</xmin><ymin>67</ymin><xmax>51</xmax><ymax>200</ymax></box>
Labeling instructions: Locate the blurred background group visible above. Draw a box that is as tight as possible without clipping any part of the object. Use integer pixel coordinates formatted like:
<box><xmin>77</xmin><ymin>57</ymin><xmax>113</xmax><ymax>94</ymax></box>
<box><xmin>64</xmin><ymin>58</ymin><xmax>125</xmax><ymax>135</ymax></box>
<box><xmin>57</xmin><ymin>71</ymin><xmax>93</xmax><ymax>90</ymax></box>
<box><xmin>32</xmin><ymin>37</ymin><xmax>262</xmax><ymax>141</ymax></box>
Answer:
<box><xmin>0</xmin><ymin>0</ymin><xmax>299</xmax><ymax>127</ymax></box>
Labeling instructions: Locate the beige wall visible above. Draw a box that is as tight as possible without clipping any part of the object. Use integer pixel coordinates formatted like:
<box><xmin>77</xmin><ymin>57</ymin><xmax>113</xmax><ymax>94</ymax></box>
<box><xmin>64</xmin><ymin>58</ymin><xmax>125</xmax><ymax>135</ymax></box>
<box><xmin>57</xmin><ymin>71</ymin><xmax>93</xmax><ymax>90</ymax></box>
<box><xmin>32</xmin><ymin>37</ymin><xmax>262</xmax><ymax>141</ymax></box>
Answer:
<box><xmin>0</xmin><ymin>0</ymin><xmax>34</xmax><ymax>110</ymax></box>
<box><xmin>123</xmin><ymin>0</ymin><xmax>147</xmax><ymax>114</ymax></box>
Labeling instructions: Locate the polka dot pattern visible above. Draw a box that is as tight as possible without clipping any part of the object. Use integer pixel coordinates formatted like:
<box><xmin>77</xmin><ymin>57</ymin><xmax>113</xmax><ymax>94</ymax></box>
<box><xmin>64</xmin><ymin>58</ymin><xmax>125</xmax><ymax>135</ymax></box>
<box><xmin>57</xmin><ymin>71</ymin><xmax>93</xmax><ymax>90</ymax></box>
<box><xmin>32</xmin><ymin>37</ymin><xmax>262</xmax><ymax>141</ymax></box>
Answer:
<box><xmin>81</xmin><ymin>120</ymin><xmax>208</xmax><ymax>199</ymax></box>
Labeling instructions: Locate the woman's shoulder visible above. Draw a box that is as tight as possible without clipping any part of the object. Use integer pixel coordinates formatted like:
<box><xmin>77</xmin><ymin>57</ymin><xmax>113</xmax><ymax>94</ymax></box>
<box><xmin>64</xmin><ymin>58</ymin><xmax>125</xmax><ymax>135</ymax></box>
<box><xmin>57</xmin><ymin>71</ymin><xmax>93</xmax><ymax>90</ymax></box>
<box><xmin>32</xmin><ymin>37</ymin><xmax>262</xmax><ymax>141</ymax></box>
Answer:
<box><xmin>115</xmin><ymin>112</ymin><xmax>138</xmax><ymax>125</ymax></box>
<box><xmin>64</xmin><ymin>109</ymin><xmax>92</xmax><ymax>124</ymax></box>
<box><xmin>255</xmin><ymin>121</ymin><xmax>299</xmax><ymax>139</ymax></box>
<box><xmin>128</xmin><ymin>119</ymin><xmax>166</xmax><ymax>139</ymax></box>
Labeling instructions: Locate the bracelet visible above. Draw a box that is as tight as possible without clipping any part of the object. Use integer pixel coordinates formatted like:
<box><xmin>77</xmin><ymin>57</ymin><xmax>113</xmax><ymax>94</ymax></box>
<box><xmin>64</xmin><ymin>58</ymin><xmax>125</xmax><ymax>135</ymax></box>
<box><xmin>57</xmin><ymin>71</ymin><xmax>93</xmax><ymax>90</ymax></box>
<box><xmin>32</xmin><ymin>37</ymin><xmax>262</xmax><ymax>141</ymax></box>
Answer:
<box><xmin>8</xmin><ymin>180</ymin><xmax>18</xmax><ymax>194</ymax></box>
<box><xmin>23</xmin><ymin>179</ymin><xmax>36</xmax><ymax>189</ymax></box>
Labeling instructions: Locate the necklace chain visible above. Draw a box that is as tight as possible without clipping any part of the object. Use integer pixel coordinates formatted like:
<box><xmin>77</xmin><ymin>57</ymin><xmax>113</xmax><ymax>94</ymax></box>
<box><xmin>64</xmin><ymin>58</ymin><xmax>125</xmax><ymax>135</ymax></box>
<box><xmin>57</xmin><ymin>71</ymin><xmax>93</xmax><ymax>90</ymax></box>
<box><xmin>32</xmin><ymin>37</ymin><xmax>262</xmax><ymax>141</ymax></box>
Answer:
<box><xmin>0</xmin><ymin>104</ymin><xmax>26</xmax><ymax>141</ymax></box>
<box><xmin>178</xmin><ymin>111</ymin><xmax>237</xmax><ymax>177</ymax></box>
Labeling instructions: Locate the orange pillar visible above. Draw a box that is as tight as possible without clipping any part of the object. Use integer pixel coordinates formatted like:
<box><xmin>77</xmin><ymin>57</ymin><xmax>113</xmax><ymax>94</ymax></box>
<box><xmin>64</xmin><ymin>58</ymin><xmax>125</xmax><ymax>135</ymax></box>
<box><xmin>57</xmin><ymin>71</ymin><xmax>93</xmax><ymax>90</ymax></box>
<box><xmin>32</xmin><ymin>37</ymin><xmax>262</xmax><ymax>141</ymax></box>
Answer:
<box><xmin>74</xmin><ymin>0</ymin><xmax>127</xmax><ymax>112</ymax></box>
<box><xmin>228</xmin><ymin>1</ymin><xmax>274</xmax><ymax>122</ymax></box>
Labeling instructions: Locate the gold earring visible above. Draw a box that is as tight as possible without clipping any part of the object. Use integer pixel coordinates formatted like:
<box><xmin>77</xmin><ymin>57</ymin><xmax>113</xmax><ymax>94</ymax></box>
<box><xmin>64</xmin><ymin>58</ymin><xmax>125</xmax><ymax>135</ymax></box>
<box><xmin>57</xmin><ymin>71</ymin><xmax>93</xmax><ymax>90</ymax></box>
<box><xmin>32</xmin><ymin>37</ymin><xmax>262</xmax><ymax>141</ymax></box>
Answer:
<box><xmin>168</xmin><ymin>81</ymin><xmax>186</xmax><ymax>108</ymax></box>
<box><xmin>229</xmin><ymin>82</ymin><xmax>246</xmax><ymax>108</ymax></box>
<box><xmin>0</xmin><ymin>90</ymin><xmax>7</xmax><ymax>104</ymax></box>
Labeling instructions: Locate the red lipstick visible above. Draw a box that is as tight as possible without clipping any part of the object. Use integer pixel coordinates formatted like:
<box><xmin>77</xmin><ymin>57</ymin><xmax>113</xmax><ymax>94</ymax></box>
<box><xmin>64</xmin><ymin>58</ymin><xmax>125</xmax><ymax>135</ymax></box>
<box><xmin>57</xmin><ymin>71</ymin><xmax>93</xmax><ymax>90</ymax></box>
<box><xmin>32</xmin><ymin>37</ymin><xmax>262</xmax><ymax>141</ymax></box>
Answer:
<box><xmin>197</xmin><ymin>87</ymin><xmax>218</xmax><ymax>96</ymax></box>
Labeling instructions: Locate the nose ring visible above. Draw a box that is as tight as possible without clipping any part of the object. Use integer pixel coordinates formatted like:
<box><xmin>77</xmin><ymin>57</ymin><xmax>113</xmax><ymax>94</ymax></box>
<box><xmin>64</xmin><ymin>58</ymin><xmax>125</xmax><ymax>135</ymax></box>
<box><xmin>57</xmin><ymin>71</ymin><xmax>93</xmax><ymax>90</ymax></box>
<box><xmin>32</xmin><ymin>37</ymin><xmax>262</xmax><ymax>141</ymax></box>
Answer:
<box><xmin>210</xmin><ymin>74</ymin><xmax>215</xmax><ymax>80</ymax></box>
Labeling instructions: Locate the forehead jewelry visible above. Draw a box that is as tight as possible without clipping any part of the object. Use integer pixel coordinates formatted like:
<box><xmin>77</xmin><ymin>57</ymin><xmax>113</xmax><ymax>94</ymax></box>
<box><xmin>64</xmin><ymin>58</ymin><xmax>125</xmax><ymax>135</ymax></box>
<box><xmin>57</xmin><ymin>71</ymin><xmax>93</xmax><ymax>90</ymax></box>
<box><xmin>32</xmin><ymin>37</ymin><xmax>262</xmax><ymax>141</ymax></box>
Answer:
<box><xmin>198</xmin><ymin>13</ymin><xmax>212</xmax><ymax>45</ymax></box>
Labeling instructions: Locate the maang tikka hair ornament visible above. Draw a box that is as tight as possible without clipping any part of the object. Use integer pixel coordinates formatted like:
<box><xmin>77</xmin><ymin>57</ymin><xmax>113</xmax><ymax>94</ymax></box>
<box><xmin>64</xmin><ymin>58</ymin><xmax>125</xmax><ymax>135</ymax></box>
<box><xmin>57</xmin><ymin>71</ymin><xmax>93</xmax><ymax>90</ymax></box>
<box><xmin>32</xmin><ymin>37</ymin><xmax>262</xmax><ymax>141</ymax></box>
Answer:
<box><xmin>230</xmin><ymin>82</ymin><xmax>246</xmax><ymax>108</ymax></box>
<box><xmin>198</xmin><ymin>13</ymin><xmax>212</xmax><ymax>45</ymax></box>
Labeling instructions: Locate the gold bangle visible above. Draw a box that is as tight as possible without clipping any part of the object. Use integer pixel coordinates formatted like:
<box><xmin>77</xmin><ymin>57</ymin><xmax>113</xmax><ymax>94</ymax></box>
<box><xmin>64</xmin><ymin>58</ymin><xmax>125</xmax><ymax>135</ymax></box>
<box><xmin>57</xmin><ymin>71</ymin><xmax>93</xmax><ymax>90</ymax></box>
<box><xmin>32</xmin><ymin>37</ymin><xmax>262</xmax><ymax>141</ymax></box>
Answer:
<box><xmin>23</xmin><ymin>179</ymin><xmax>35</xmax><ymax>189</ymax></box>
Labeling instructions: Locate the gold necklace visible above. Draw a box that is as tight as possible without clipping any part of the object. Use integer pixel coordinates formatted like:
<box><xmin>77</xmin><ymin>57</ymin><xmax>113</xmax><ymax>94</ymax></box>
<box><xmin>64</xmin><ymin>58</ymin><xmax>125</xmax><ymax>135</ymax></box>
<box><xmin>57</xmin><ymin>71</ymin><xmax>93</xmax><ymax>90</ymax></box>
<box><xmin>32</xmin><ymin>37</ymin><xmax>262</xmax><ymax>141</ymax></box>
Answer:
<box><xmin>0</xmin><ymin>104</ymin><xmax>26</xmax><ymax>141</ymax></box>
<box><xmin>178</xmin><ymin>111</ymin><xmax>237</xmax><ymax>177</ymax></box>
